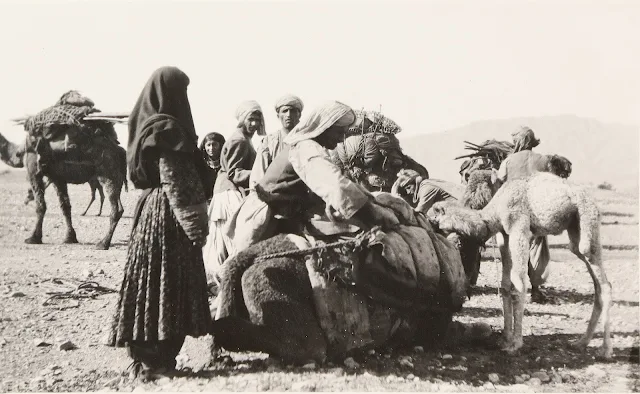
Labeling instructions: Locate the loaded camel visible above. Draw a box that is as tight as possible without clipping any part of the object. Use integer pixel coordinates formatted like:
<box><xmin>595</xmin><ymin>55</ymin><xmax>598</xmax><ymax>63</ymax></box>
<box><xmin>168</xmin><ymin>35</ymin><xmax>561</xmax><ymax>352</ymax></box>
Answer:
<box><xmin>210</xmin><ymin>176</ymin><xmax>493</xmax><ymax>364</ymax></box>
<box><xmin>12</xmin><ymin>90</ymin><xmax>128</xmax><ymax>249</ymax></box>
<box><xmin>0</xmin><ymin>132</ymin><xmax>107</xmax><ymax>215</ymax></box>
<box><xmin>428</xmin><ymin>172</ymin><xmax>612</xmax><ymax>358</ymax></box>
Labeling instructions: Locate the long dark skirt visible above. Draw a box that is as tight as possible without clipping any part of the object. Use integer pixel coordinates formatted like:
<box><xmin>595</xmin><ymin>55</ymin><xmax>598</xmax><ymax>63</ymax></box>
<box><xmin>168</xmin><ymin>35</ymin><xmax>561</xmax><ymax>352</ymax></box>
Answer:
<box><xmin>107</xmin><ymin>188</ymin><xmax>211</xmax><ymax>354</ymax></box>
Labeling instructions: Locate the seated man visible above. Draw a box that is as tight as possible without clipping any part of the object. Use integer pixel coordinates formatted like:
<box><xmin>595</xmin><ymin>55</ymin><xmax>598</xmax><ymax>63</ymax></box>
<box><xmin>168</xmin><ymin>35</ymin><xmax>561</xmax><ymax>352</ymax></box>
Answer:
<box><xmin>391</xmin><ymin>169</ymin><xmax>465</xmax><ymax>214</ymax></box>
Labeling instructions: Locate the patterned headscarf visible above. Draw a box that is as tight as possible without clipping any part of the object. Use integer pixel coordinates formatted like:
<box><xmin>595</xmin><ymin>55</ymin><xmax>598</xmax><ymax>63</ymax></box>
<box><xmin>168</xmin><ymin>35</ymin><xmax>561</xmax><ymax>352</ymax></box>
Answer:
<box><xmin>235</xmin><ymin>100</ymin><xmax>265</xmax><ymax>136</ymax></box>
<box><xmin>283</xmin><ymin>101</ymin><xmax>355</xmax><ymax>146</ymax></box>
<box><xmin>274</xmin><ymin>94</ymin><xmax>304</xmax><ymax>113</ymax></box>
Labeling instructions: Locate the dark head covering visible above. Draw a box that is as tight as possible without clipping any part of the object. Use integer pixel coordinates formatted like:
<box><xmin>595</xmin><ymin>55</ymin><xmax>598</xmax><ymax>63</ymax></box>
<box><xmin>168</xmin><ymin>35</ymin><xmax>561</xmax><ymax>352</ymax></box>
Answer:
<box><xmin>199</xmin><ymin>132</ymin><xmax>226</xmax><ymax>162</ymax></box>
<box><xmin>127</xmin><ymin>66</ymin><xmax>212</xmax><ymax>197</ymax></box>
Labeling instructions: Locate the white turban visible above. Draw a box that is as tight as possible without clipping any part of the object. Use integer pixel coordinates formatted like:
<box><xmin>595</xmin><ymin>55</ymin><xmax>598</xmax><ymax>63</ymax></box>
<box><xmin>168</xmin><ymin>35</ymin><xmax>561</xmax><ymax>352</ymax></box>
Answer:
<box><xmin>235</xmin><ymin>100</ymin><xmax>265</xmax><ymax>136</ymax></box>
<box><xmin>274</xmin><ymin>94</ymin><xmax>304</xmax><ymax>113</ymax></box>
<box><xmin>284</xmin><ymin>101</ymin><xmax>355</xmax><ymax>146</ymax></box>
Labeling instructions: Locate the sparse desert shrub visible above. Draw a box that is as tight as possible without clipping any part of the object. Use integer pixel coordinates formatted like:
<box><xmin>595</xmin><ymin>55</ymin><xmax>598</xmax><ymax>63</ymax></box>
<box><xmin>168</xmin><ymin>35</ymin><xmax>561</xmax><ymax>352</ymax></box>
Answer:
<box><xmin>597</xmin><ymin>181</ymin><xmax>614</xmax><ymax>191</ymax></box>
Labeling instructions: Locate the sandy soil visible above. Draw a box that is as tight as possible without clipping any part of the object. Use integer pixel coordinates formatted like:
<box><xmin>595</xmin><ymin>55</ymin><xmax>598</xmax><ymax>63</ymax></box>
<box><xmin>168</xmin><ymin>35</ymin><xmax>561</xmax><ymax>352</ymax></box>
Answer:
<box><xmin>0</xmin><ymin>169</ymin><xmax>638</xmax><ymax>392</ymax></box>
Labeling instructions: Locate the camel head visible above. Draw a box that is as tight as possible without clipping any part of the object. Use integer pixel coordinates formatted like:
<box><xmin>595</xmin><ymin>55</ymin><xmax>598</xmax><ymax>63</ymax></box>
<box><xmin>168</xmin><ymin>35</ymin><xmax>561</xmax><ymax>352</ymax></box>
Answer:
<box><xmin>547</xmin><ymin>154</ymin><xmax>572</xmax><ymax>179</ymax></box>
<box><xmin>0</xmin><ymin>132</ymin><xmax>26</xmax><ymax>168</ymax></box>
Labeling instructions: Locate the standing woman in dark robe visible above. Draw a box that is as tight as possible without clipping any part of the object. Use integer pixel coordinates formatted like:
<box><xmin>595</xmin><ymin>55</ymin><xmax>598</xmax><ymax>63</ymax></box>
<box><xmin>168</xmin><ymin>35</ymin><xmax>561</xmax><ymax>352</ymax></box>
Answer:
<box><xmin>199</xmin><ymin>132</ymin><xmax>226</xmax><ymax>202</ymax></box>
<box><xmin>202</xmin><ymin>101</ymin><xmax>264</xmax><ymax>285</ymax></box>
<box><xmin>106</xmin><ymin>66</ymin><xmax>212</xmax><ymax>380</ymax></box>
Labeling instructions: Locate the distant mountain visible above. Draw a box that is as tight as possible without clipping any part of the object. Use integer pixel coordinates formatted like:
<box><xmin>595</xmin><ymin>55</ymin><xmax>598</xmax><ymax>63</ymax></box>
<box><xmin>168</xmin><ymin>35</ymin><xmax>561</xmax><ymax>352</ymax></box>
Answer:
<box><xmin>398</xmin><ymin>115</ymin><xmax>639</xmax><ymax>194</ymax></box>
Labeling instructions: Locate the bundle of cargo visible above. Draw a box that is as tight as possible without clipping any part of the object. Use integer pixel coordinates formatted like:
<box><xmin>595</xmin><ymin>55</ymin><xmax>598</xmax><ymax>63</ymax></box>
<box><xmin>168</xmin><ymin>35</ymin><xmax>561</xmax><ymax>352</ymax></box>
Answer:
<box><xmin>11</xmin><ymin>91</ymin><xmax>129</xmax><ymax>164</ymax></box>
<box><xmin>332</xmin><ymin>109</ymin><xmax>427</xmax><ymax>192</ymax></box>
<box><xmin>300</xmin><ymin>190</ymin><xmax>468</xmax><ymax>355</ymax></box>
<box><xmin>455</xmin><ymin>139</ymin><xmax>514</xmax><ymax>170</ymax></box>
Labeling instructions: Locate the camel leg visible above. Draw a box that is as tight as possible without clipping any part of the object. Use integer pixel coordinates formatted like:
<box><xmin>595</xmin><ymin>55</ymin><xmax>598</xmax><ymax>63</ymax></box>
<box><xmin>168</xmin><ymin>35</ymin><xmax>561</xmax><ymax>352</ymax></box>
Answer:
<box><xmin>567</xmin><ymin>225</ymin><xmax>613</xmax><ymax>359</ymax></box>
<box><xmin>497</xmin><ymin>233</ymin><xmax>514</xmax><ymax>348</ymax></box>
<box><xmin>52</xmin><ymin>180</ymin><xmax>78</xmax><ymax>244</ymax></box>
<box><xmin>95</xmin><ymin>177</ymin><xmax>123</xmax><ymax>250</ymax></box>
<box><xmin>25</xmin><ymin>154</ymin><xmax>46</xmax><ymax>244</ymax></box>
<box><xmin>503</xmin><ymin>226</ymin><xmax>531</xmax><ymax>354</ymax></box>
<box><xmin>96</xmin><ymin>181</ymin><xmax>105</xmax><ymax>216</ymax></box>
<box><xmin>81</xmin><ymin>182</ymin><xmax>96</xmax><ymax>216</ymax></box>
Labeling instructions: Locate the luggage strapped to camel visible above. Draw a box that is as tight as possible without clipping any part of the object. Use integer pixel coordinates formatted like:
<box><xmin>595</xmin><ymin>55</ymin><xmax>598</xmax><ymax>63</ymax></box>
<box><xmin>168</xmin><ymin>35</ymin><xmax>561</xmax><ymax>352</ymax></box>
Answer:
<box><xmin>251</xmin><ymin>191</ymin><xmax>468</xmax><ymax>356</ymax></box>
<box><xmin>16</xmin><ymin>91</ymin><xmax>125</xmax><ymax>173</ymax></box>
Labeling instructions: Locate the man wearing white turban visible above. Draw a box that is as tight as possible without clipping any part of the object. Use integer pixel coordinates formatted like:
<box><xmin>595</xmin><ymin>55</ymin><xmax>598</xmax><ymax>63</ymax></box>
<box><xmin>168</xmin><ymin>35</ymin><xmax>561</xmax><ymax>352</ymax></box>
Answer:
<box><xmin>249</xmin><ymin>94</ymin><xmax>303</xmax><ymax>188</ymax></box>
<box><xmin>223</xmin><ymin>100</ymin><xmax>398</xmax><ymax>258</ymax></box>
<box><xmin>203</xmin><ymin>100</ymin><xmax>265</xmax><ymax>286</ymax></box>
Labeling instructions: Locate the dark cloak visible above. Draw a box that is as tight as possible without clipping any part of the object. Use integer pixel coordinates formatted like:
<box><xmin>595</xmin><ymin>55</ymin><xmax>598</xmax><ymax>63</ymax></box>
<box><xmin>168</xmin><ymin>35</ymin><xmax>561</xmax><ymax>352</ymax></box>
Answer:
<box><xmin>126</xmin><ymin>66</ymin><xmax>212</xmax><ymax>199</ymax></box>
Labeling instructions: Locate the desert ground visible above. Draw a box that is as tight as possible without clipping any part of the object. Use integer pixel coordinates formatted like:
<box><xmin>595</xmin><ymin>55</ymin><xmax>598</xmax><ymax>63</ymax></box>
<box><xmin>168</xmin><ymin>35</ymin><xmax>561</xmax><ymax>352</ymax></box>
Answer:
<box><xmin>0</xmin><ymin>168</ymin><xmax>638</xmax><ymax>392</ymax></box>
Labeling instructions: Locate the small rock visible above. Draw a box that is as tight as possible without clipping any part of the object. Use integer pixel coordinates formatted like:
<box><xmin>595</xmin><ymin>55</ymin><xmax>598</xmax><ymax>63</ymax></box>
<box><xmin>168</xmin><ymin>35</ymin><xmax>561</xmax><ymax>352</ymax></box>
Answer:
<box><xmin>33</xmin><ymin>338</ymin><xmax>51</xmax><ymax>347</ymax></box>
<box><xmin>58</xmin><ymin>340</ymin><xmax>77</xmax><ymax>351</ymax></box>
<box><xmin>155</xmin><ymin>377</ymin><xmax>171</xmax><ymax>385</ymax></box>
<box><xmin>459</xmin><ymin>356</ymin><xmax>467</xmax><ymax>362</ymax></box>
<box><xmin>132</xmin><ymin>386</ymin><xmax>146</xmax><ymax>392</ymax></box>
<box><xmin>45</xmin><ymin>378</ymin><xmax>60</xmax><ymax>386</ymax></box>
<box><xmin>82</xmin><ymin>269</ymin><xmax>93</xmax><ymax>278</ymax></box>
<box><xmin>96</xmin><ymin>269</ymin><xmax>105</xmax><ymax>275</ymax></box>
<box><xmin>385</xmin><ymin>375</ymin><xmax>395</xmax><ymax>383</ymax></box>
<box><xmin>367</xmin><ymin>349</ymin><xmax>376</xmax><ymax>356</ymax></box>
<box><xmin>514</xmin><ymin>376</ymin><xmax>525</xmax><ymax>384</ymax></box>
<box><xmin>407</xmin><ymin>374</ymin><xmax>415</xmax><ymax>380</ymax></box>
<box><xmin>344</xmin><ymin>357</ymin><xmax>359</xmax><ymax>369</ymax></box>
<box><xmin>483</xmin><ymin>382</ymin><xmax>495</xmax><ymax>389</ymax></box>
<box><xmin>413</xmin><ymin>346</ymin><xmax>424</xmax><ymax>353</ymax></box>
<box><xmin>399</xmin><ymin>358</ymin><xmax>414</xmax><ymax>368</ymax></box>
<box><xmin>291</xmin><ymin>380</ymin><xmax>316</xmax><ymax>391</ymax></box>
<box><xmin>266</xmin><ymin>365</ymin><xmax>279</xmax><ymax>373</ymax></box>
<box><xmin>413</xmin><ymin>376</ymin><xmax>420</xmax><ymax>382</ymax></box>
<box><xmin>521</xmin><ymin>373</ymin><xmax>531</xmax><ymax>381</ymax></box>
<box><xmin>302</xmin><ymin>362</ymin><xmax>316</xmax><ymax>370</ymax></box>
<box><xmin>528</xmin><ymin>377</ymin><xmax>542</xmax><ymax>386</ymax></box>
<box><xmin>0</xmin><ymin>337</ymin><xmax>6</xmax><ymax>346</ymax></box>
<box><xmin>488</xmin><ymin>373</ymin><xmax>500</xmax><ymax>383</ymax></box>
<box><xmin>531</xmin><ymin>371</ymin><xmax>550</xmax><ymax>383</ymax></box>
<box><xmin>441</xmin><ymin>354</ymin><xmax>453</xmax><ymax>360</ymax></box>
<box><xmin>10</xmin><ymin>292</ymin><xmax>26</xmax><ymax>298</ymax></box>
<box><xmin>551</xmin><ymin>373</ymin><xmax>563</xmax><ymax>384</ymax></box>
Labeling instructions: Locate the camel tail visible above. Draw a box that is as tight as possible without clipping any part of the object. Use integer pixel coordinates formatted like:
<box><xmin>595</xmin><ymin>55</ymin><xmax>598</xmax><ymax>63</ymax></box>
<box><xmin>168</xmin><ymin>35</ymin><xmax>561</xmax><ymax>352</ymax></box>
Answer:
<box><xmin>117</xmin><ymin>147</ymin><xmax>128</xmax><ymax>193</ymax></box>
<box><xmin>575</xmin><ymin>190</ymin><xmax>600</xmax><ymax>257</ymax></box>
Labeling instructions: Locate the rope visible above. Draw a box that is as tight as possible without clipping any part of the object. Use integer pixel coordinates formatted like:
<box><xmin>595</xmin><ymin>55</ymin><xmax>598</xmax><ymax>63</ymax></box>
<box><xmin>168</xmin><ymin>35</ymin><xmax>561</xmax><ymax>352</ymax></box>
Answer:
<box><xmin>42</xmin><ymin>279</ymin><xmax>117</xmax><ymax>306</ymax></box>
<box><xmin>254</xmin><ymin>227</ymin><xmax>379</xmax><ymax>262</ymax></box>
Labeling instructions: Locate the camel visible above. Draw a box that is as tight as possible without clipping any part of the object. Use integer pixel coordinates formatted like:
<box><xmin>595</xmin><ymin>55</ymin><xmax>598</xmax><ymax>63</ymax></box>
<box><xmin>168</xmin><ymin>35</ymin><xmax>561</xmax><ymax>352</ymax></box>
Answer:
<box><xmin>11</xmin><ymin>124</ymin><xmax>126</xmax><ymax>249</ymax></box>
<box><xmin>211</xmin><ymin>230</ymin><xmax>466</xmax><ymax>365</ymax></box>
<box><xmin>0</xmin><ymin>133</ymin><xmax>107</xmax><ymax>215</ymax></box>
<box><xmin>427</xmin><ymin>172</ymin><xmax>612</xmax><ymax>358</ymax></box>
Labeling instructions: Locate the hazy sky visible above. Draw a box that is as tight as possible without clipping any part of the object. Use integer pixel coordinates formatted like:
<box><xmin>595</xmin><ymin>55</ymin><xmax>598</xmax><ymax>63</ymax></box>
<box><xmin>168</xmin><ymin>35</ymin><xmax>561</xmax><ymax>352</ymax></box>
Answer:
<box><xmin>0</xmin><ymin>0</ymin><xmax>637</xmax><ymax>144</ymax></box>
